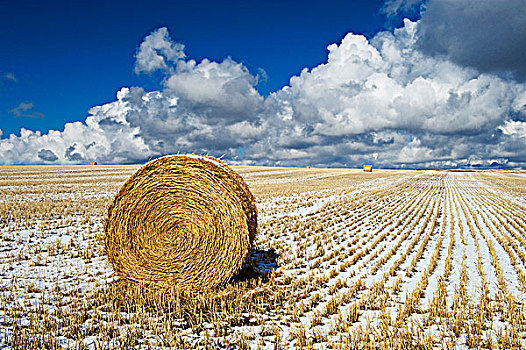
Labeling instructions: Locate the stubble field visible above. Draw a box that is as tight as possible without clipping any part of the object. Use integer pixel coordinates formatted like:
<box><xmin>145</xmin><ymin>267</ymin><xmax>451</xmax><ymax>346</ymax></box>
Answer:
<box><xmin>1</xmin><ymin>165</ymin><xmax>526</xmax><ymax>349</ymax></box>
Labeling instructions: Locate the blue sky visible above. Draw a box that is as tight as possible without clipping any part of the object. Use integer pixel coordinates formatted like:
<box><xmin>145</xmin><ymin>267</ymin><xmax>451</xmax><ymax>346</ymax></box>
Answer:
<box><xmin>1</xmin><ymin>0</ymin><xmax>397</xmax><ymax>136</ymax></box>
<box><xmin>1</xmin><ymin>0</ymin><xmax>525</xmax><ymax>168</ymax></box>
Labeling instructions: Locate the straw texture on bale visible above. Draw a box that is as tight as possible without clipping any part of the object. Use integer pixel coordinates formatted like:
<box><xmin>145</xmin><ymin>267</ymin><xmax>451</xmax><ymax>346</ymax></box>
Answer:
<box><xmin>104</xmin><ymin>155</ymin><xmax>257</xmax><ymax>290</ymax></box>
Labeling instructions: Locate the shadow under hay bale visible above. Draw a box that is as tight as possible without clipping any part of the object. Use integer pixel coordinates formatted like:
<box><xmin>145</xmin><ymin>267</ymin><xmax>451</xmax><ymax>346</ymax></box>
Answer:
<box><xmin>231</xmin><ymin>248</ymin><xmax>279</xmax><ymax>283</ymax></box>
<box><xmin>104</xmin><ymin>154</ymin><xmax>257</xmax><ymax>291</ymax></box>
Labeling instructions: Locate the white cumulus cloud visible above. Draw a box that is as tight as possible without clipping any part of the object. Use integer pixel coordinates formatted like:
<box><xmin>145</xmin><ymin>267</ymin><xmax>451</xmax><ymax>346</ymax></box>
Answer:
<box><xmin>250</xmin><ymin>20</ymin><xmax>526</xmax><ymax>168</ymax></box>
<box><xmin>1</xmin><ymin>21</ymin><xmax>526</xmax><ymax>169</ymax></box>
<box><xmin>381</xmin><ymin>0</ymin><xmax>424</xmax><ymax>17</ymax></box>
<box><xmin>134</xmin><ymin>27</ymin><xmax>185</xmax><ymax>74</ymax></box>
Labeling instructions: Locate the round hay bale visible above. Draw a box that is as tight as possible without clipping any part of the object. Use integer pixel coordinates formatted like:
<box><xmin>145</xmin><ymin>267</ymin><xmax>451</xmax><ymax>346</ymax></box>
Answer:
<box><xmin>103</xmin><ymin>155</ymin><xmax>257</xmax><ymax>290</ymax></box>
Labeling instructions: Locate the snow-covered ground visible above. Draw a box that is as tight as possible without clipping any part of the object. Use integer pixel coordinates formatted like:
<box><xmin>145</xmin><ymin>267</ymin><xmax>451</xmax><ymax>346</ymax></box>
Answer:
<box><xmin>0</xmin><ymin>166</ymin><xmax>525</xmax><ymax>349</ymax></box>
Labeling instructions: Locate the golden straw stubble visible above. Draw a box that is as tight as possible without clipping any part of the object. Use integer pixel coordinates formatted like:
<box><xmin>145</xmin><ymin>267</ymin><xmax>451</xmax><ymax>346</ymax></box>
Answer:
<box><xmin>104</xmin><ymin>155</ymin><xmax>257</xmax><ymax>290</ymax></box>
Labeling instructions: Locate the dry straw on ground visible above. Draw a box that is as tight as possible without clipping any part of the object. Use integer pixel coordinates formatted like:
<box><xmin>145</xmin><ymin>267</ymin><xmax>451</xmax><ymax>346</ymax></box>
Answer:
<box><xmin>103</xmin><ymin>155</ymin><xmax>257</xmax><ymax>290</ymax></box>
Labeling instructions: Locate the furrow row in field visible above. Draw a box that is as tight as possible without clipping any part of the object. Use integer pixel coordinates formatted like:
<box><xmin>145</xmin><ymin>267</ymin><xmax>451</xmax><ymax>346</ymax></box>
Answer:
<box><xmin>461</xmin><ymin>183</ymin><xmax>526</xmax><ymax>298</ymax></box>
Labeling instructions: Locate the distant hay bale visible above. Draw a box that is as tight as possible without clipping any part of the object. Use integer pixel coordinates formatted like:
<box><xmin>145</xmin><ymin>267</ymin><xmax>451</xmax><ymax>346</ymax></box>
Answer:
<box><xmin>103</xmin><ymin>155</ymin><xmax>257</xmax><ymax>290</ymax></box>
<box><xmin>363</xmin><ymin>164</ymin><xmax>372</xmax><ymax>172</ymax></box>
